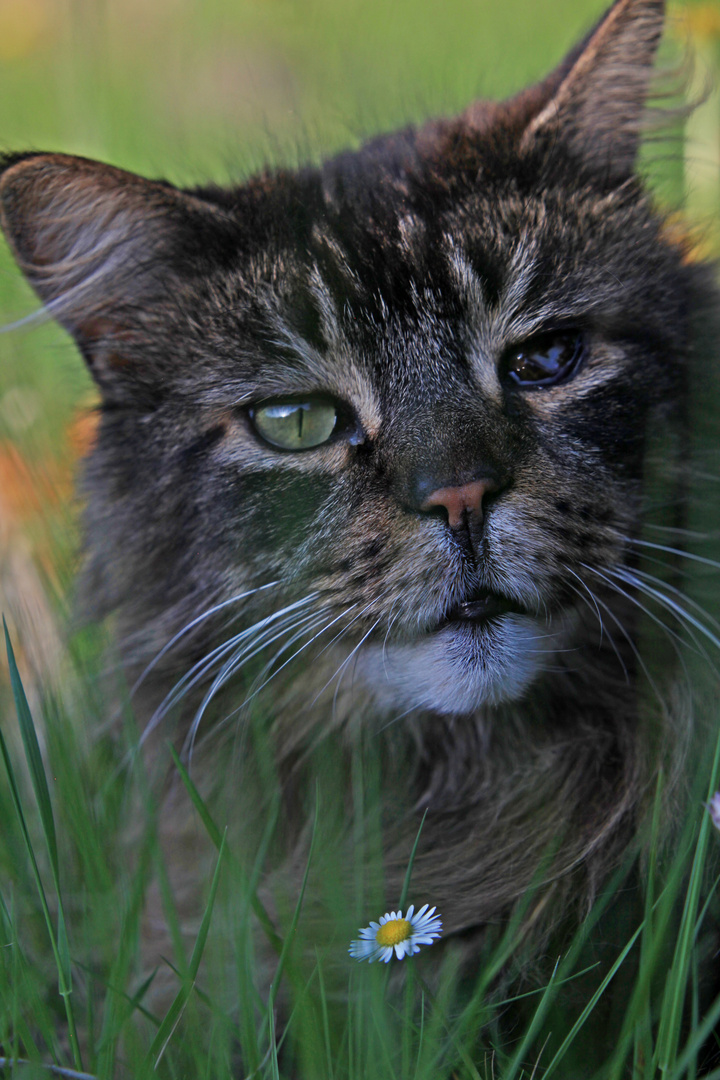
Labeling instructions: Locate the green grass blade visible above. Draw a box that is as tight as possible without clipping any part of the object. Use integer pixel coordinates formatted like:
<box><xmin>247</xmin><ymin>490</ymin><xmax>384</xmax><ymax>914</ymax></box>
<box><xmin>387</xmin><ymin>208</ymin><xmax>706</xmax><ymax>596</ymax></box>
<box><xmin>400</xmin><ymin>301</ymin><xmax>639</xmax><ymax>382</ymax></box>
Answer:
<box><xmin>542</xmin><ymin>921</ymin><xmax>644</xmax><ymax>1077</ymax></box>
<box><xmin>4</xmin><ymin>617</ymin><xmax>59</xmax><ymax>874</ymax></box>
<box><xmin>667</xmin><ymin>988</ymin><xmax>720</xmax><ymax>1080</ymax></box>
<box><xmin>655</xmin><ymin>727</ymin><xmax>720</xmax><ymax>1073</ymax></box>
<box><xmin>0</xmin><ymin>704</ymin><xmax>82</xmax><ymax>1070</ymax></box>
<box><xmin>167</xmin><ymin>744</ymin><xmax>222</xmax><ymax>848</ymax></box>
<box><xmin>412</xmin><ymin>990</ymin><xmax>426</xmax><ymax>1080</ymax></box>
<box><xmin>398</xmin><ymin>808</ymin><xmax>428</xmax><ymax>912</ymax></box>
<box><xmin>412</xmin><ymin>968</ymin><xmax>483</xmax><ymax>1080</ymax></box>
<box><xmin>499</xmin><ymin>959</ymin><xmax>562</xmax><ymax>1080</ymax></box>
<box><xmin>145</xmin><ymin>829</ymin><xmax>227</xmax><ymax>1069</ymax></box>
<box><xmin>316</xmin><ymin>948</ymin><xmax>335</xmax><ymax>1080</ymax></box>
<box><xmin>3</xmin><ymin>620</ymin><xmax>74</xmax><ymax>997</ymax></box>
<box><xmin>264</xmin><ymin>785</ymin><xmax>320</xmax><ymax>1037</ymax></box>
<box><xmin>168</xmin><ymin>743</ymin><xmax>283</xmax><ymax>955</ymax></box>
<box><xmin>0</xmin><ymin>890</ymin><xmax>46</xmax><ymax>1064</ymax></box>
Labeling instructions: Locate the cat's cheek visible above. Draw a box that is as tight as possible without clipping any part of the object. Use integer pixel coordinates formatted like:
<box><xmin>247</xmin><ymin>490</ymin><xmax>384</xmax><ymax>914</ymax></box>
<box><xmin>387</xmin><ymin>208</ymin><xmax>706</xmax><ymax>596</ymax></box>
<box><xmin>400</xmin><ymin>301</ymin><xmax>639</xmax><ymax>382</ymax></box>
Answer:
<box><xmin>356</xmin><ymin>615</ymin><xmax>544</xmax><ymax>715</ymax></box>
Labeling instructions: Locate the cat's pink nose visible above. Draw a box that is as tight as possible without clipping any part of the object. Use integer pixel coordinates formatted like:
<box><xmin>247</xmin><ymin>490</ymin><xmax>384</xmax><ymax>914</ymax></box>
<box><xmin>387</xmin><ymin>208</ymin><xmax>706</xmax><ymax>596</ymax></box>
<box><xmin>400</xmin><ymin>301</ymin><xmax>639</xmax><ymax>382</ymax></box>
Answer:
<box><xmin>420</xmin><ymin>479</ymin><xmax>497</xmax><ymax>528</ymax></box>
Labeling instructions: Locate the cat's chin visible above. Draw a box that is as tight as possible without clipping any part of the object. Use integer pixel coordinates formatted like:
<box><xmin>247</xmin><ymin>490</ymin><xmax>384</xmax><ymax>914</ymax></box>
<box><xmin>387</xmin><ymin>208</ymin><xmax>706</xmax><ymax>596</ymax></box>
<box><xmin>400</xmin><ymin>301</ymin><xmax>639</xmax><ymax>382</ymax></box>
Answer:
<box><xmin>357</xmin><ymin>614</ymin><xmax>545</xmax><ymax>716</ymax></box>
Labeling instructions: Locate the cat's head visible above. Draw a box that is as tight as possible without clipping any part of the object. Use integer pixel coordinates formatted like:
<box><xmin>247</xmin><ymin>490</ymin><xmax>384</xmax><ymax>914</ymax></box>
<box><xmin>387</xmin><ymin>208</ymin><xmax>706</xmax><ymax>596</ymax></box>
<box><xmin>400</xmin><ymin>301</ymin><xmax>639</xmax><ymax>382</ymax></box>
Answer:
<box><xmin>0</xmin><ymin>0</ymin><xmax>692</xmax><ymax>718</ymax></box>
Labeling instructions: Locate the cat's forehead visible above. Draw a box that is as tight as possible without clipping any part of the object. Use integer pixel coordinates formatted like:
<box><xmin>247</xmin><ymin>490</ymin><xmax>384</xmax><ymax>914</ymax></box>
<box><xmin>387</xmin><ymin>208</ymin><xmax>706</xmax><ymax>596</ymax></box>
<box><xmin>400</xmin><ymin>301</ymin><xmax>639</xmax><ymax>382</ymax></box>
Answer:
<box><xmin>243</xmin><ymin>165</ymin><xmax>643</xmax><ymax>376</ymax></box>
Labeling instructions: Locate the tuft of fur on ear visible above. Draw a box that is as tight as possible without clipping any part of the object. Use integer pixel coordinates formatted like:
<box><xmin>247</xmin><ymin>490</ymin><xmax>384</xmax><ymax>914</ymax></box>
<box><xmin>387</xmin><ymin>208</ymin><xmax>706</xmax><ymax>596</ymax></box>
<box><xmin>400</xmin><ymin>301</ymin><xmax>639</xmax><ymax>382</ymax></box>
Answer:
<box><xmin>0</xmin><ymin>153</ymin><xmax>228</xmax><ymax>404</ymax></box>
<box><xmin>520</xmin><ymin>0</ymin><xmax>665</xmax><ymax>181</ymax></box>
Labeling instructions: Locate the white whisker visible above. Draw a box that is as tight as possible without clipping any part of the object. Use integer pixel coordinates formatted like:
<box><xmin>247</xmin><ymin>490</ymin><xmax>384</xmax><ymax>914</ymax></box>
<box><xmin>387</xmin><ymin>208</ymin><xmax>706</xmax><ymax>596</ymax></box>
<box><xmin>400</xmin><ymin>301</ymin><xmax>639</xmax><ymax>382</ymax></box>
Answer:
<box><xmin>129</xmin><ymin>581</ymin><xmax>282</xmax><ymax>697</ymax></box>
<box><xmin>236</xmin><ymin>604</ymin><xmax>359</xmax><ymax>715</ymax></box>
<box><xmin>141</xmin><ymin>593</ymin><xmax>318</xmax><ymax>744</ymax></box>
<box><xmin>580</xmin><ymin>564</ymin><xmax>696</xmax><ymax>700</ymax></box>
<box><xmin>609</xmin><ymin>566</ymin><xmax>720</xmax><ymax>656</ymax></box>
<box><xmin>184</xmin><ymin>609</ymin><xmax>324</xmax><ymax>758</ymax></box>
<box><xmin>624</xmin><ymin>536</ymin><xmax>720</xmax><ymax>573</ymax></box>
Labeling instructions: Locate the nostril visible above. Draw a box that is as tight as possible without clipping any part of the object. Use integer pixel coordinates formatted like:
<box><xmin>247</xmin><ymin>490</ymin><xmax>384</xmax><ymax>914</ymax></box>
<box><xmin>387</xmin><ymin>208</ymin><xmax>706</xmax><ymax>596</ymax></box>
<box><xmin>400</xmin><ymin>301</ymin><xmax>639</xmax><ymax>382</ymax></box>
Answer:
<box><xmin>423</xmin><ymin>503</ymin><xmax>450</xmax><ymax>525</ymax></box>
<box><xmin>420</xmin><ymin>479</ymin><xmax>497</xmax><ymax>529</ymax></box>
<box><xmin>480</xmin><ymin>483</ymin><xmax>502</xmax><ymax>513</ymax></box>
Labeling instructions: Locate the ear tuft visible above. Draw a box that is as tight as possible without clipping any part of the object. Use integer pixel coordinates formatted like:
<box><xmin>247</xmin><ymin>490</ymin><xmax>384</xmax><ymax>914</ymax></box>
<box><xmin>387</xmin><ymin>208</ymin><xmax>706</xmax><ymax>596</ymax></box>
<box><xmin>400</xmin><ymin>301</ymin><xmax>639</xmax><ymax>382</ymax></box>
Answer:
<box><xmin>519</xmin><ymin>0</ymin><xmax>666</xmax><ymax>181</ymax></box>
<box><xmin>0</xmin><ymin>153</ymin><xmax>227</xmax><ymax>404</ymax></box>
<box><xmin>0</xmin><ymin>154</ymin><xmax>177</xmax><ymax>320</ymax></box>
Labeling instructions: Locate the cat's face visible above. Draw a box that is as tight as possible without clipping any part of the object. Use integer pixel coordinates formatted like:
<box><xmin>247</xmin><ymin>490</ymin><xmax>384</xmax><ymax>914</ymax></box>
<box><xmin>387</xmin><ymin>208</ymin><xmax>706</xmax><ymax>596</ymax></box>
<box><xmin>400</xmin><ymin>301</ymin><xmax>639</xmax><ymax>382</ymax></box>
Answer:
<box><xmin>188</xmin><ymin>177</ymin><xmax>684</xmax><ymax>716</ymax></box>
<box><xmin>0</xmin><ymin>0</ymin><xmax>690</xmax><ymax>718</ymax></box>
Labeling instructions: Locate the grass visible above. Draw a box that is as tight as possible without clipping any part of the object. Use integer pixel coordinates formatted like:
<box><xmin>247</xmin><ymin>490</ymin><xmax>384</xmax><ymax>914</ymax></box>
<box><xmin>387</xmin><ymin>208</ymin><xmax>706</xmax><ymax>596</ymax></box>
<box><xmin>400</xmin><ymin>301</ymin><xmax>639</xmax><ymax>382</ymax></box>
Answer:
<box><xmin>0</xmin><ymin>0</ymin><xmax>720</xmax><ymax>1076</ymax></box>
<box><xmin>2</xmin><ymin>641</ymin><xmax>720</xmax><ymax>1078</ymax></box>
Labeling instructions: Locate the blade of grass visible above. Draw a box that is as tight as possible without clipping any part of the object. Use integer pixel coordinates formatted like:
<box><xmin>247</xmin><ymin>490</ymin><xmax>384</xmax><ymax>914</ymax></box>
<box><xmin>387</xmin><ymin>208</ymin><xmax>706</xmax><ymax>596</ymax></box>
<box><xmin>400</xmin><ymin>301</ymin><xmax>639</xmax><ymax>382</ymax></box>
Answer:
<box><xmin>145</xmin><ymin>830</ymin><xmax>227</xmax><ymax>1070</ymax></box>
<box><xmin>633</xmin><ymin>773</ymin><xmax>664</xmax><ymax>1078</ymax></box>
<box><xmin>0</xmin><ymin>890</ymin><xmax>45</xmax><ymax>1064</ymax></box>
<box><xmin>603</xmin><ymin>852</ymin><xmax>696</xmax><ymax>1079</ymax></box>
<box><xmin>667</xmin><ymin>987</ymin><xmax>720</xmax><ymax>1080</ymax></box>
<box><xmin>412</xmin><ymin>968</ymin><xmax>483</xmax><ymax>1080</ymax></box>
<box><xmin>655</xmin><ymin>726</ymin><xmax>720</xmax><ymax>1073</ymax></box>
<box><xmin>4</xmin><ymin>619</ymin><xmax>75</xmax><ymax>1020</ymax></box>
<box><xmin>255</xmin><ymin>786</ymin><xmax>321</xmax><ymax>1070</ymax></box>
<box><xmin>495</xmin><ymin>959</ymin><xmax>561</xmax><ymax>1080</ymax></box>
<box><xmin>542</xmin><ymin>920</ymin><xmax>644</xmax><ymax>1077</ymax></box>
<box><xmin>4</xmin><ymin>618</ymin><xmax>59</xmax><ymax>876</ymax></box>
<box><xmin>398</xmin><ymin>808</ymin><xmax>428</xmax><ymax>912</ymax></box>
<box><xmin>316</xmin><ymin>948</ymin><xmax>335</xmax><ymax>1080</ymax></box>
<box><xmin>412</xmin><ymin>990</ymin><xmax>426</xmax><ymax>1080</ymax></box>
<box><xmin>0</xmin><ymin>634</ymin><xmax>82</xmax><ymax>1072</ymax></box>
<box><xmin>266</xmin><ymin>787</ymin><xmax>320</xmax><ymax>1021</ymax></box>
<box><xmin>268</xmin><ymin>1002</ymin><xmax>281</xmax><ymax>1080</ymax></box>
<box><xmin>94</xmin><ymin>828</ymin><xmax>158</xmax><ymax>1077</ymax></box>
<box><xmin>689</xmin><ymin>948</ymin><xmax>699</xmax><ymax>1080</ymax></box>
<box><xmin>168</xmin><ymin>743</ymin><xmax>283</xmax><ymax>955</ymax></box>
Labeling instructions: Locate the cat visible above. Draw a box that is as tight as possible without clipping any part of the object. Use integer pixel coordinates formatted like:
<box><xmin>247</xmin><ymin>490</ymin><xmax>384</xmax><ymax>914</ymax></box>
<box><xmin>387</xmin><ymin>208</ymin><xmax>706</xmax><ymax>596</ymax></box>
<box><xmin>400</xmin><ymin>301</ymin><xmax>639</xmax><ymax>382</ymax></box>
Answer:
<box><xmin>1</xmin><ymin>0</ymin><xmax>717</xmax><ymax>1057</ymax></box>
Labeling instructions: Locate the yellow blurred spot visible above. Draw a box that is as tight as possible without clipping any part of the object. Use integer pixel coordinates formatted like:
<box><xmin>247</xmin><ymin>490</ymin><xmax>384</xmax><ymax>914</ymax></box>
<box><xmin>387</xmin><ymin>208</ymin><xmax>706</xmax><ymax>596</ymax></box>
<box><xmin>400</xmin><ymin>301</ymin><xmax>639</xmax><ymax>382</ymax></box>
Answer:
<box><xmin>0</xmin><ymin>0</ymin><xmax>52</xmax><ymax>60</ymax></box>
<box><xmin>676</xmin><ymin>3</ymin><xmax>720</xmax><ymax>41</ymax></box>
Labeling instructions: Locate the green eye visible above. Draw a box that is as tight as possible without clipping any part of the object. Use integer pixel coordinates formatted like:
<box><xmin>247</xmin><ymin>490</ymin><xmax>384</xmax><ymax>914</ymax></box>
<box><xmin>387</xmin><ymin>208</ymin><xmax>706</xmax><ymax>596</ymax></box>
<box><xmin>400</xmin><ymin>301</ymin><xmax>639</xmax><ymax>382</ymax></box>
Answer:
<box><xmin>250</xmin><ymin>399</ymin><xmax>339</xmax><ymax>450</ymax></box>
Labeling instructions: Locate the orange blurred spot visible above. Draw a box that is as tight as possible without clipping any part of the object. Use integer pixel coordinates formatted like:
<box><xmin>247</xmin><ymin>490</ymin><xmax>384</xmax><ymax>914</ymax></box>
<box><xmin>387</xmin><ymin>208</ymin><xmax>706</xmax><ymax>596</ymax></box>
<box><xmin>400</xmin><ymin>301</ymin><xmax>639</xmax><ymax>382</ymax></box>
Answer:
<box><xmin>0</xmin><ymin>405</ymin><xmax>97</xmax><ymax>531</ymax></box>
<box><xmin>0</xmin><ymin>442</ymin><xmax>68</xmax><ymax>525</ymax></box>
<box><xmin>67</xmin><ymin>408</ymin><xmax>99</xmax><ymax>459</ymax></box>
<box><xmin>661</xmin><ymin>214</ymin><xmax>719</xmax><ymax>264</ymax></box>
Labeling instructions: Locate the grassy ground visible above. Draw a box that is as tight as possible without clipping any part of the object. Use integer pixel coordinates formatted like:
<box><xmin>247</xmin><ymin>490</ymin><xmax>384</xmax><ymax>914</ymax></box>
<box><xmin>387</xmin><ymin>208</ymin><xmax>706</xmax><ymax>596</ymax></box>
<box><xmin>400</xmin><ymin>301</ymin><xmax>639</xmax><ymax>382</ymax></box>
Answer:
<box><xmin>1</xmin><ymin>0</ymin><xmax>720</xmax><ymax>1076</ymax></box>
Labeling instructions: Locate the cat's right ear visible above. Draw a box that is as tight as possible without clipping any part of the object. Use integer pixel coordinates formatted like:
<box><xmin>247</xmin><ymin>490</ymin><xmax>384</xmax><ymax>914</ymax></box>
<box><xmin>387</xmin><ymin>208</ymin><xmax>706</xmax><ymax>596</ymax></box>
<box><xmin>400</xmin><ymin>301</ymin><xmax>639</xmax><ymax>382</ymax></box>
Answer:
<box><xmin>518</xmin><ymin>0</ymin><xmax>666</xmax><ymax>183</ymax></box>
<box><xmin>0</xmin><ymin>153</ymin><xmax>230</xmax><ymax>405</ymax></box>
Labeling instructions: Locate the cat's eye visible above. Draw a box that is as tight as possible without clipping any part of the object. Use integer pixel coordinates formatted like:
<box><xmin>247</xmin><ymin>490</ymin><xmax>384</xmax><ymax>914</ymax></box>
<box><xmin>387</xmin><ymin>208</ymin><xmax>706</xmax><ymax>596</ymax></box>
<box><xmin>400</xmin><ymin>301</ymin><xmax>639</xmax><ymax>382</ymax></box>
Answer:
<box><xmin>502</xmin><ymin>331</ymin><xmax>585</xmax><ymax>388</ymax></box>
<box><xmin>249</xmin><ymin>398</ymin><xmax>340</xmax><ymax>450</ymax></box>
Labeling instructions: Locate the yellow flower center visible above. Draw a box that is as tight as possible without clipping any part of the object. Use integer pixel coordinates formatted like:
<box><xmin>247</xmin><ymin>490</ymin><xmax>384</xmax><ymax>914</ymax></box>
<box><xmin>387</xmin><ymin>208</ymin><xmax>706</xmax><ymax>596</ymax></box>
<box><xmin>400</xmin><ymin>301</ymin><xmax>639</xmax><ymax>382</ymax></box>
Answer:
<box><xmin>375</xmin><ymin>918</ymin><xmax>411</xmax><ymax>947</ymax></box>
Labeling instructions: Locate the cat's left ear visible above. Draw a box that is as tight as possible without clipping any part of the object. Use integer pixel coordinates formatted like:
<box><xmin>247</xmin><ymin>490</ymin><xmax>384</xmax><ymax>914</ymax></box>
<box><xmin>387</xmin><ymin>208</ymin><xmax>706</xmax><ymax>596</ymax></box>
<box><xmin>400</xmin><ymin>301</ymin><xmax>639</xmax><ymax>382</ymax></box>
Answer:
<box><xmin>0</xmin><ymin>152</ymin><xmax>233</xmax><ymax>404</ymax></box>
<box><xmin>519</xmin><ymin>0</ymin><xmax>666</xmax><ymax>182</ymax></box>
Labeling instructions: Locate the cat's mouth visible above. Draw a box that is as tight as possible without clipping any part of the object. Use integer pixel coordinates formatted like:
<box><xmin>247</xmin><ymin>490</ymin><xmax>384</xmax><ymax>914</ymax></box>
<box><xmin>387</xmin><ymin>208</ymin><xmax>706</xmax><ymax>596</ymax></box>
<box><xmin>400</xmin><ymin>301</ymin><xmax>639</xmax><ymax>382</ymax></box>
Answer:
<box><xmin>442</xmin><ymin>591</ymin><xmax>529</xmax><ymax>627</ymax></box>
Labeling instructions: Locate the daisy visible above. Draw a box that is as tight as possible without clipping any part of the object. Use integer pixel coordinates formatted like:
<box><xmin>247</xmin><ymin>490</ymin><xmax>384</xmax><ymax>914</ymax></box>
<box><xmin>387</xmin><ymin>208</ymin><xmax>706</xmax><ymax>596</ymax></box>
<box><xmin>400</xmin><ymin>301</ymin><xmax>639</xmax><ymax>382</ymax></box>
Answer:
<box><xmin>349</xmin><ymin>903</ymin><xmax>442</xmax><ymax>963</ymax></box>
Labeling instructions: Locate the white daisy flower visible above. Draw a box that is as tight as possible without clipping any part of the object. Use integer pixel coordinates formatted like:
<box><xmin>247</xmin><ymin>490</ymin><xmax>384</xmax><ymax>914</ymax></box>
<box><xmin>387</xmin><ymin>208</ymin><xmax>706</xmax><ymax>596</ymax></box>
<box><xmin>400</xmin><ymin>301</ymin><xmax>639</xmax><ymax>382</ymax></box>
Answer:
<box><xmin>349</xmin><ymin>903</ymin><xmax>443</xmax><ymax>963</ymax></box>
<box><xmin>706</xmin><ymin>791</ymin><xmax>720</xmax><ymax>831</ymax></box>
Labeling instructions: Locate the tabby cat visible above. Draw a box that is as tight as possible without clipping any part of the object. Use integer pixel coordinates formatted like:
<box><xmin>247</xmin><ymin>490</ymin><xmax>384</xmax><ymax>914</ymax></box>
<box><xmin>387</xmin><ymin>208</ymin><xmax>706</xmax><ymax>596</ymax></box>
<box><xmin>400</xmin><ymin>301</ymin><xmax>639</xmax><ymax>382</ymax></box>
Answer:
<box><xmin>0</xmin><ymin>0</ymin><xmax>715</xmax><ymax>1042</ymax></box>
